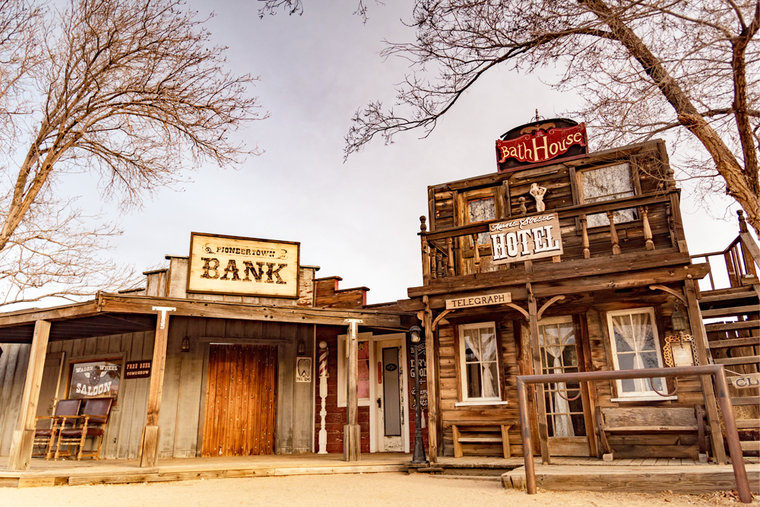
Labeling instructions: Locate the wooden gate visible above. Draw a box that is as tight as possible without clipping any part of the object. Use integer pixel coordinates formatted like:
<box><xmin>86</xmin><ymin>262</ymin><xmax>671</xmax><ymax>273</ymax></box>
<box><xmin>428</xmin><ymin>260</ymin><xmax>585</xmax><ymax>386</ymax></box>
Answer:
<box><xmin>202</xmin><ymin>344</ymin><xmax>277</xmax><ymax>456</ymax></box>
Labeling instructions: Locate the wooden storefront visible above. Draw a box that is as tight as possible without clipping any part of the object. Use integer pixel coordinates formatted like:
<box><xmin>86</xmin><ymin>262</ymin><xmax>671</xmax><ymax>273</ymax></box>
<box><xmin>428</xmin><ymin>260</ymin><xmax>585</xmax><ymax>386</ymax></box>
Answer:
<box><xmin>0</xmin><ymin>234</ymin><xmax>409</xmax><ymax>470</ymax></box>
<box><xmin>410</xmin><ymin>119</ymin><xmax>733</xmax><ymax>463</ymax></box>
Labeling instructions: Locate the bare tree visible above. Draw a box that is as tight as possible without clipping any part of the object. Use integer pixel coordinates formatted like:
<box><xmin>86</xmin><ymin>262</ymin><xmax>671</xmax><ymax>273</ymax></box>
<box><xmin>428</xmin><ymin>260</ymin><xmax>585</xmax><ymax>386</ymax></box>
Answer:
<box><xmin>258</xmin><ymin>0</ymin><xmax>375</xmax><ymax>22</ymax></box>
<box><xmin>0</xmin><ymin>0</ymin><xmax>263</xmax><ymax>307</ymax></box>
<box><xmin>345</xmin><ymin>0</ymin><xmax>760</xmax><ymax>234</ymax></box>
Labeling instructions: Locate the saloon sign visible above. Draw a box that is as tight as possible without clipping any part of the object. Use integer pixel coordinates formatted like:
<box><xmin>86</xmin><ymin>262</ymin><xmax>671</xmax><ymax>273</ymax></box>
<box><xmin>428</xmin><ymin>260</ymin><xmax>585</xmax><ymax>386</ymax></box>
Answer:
<box><xmin>496</xmin><ymin>119</ymin><xmax>588</xmax><ymax>172</ymax></box>
<box><xmin>188</xmin><ymin>233</ymin><xmax>300</xmax><ymax>298</ymax></box>
<box><xmin>489</xmin><ymin>213</ymin><xmax>563</xmax><ymax>264</ymax></box>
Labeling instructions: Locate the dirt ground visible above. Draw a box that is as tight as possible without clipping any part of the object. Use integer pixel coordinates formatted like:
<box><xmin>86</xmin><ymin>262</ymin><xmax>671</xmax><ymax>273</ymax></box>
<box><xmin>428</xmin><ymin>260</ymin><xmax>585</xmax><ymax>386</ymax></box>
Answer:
<box><xmin>0</xmin><ymin>473</ymin><xmax>756</xmax><ymax>506</ymax></box>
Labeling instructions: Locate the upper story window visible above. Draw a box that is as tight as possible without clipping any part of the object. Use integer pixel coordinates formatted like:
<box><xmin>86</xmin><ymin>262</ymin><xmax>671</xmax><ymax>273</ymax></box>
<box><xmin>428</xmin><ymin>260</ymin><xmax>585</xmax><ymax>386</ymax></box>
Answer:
<box><xmin>579</xmin><ymin>163</ymin><xmax>636</xmax><ymax>227</ymax></box>
<box><xmin>459</xmin><ymin>322</ymin><xmax>501</xmax><ymax>401</ymax></box>
<box><xmin>467</xmin><ymin>196</ymin><xmax>495</xmax><ymax>244</ymax></box>
<box><xmin>606</xmin><ymin>307</ymin><xmax>666</xmax><ymax>399</ymax></box>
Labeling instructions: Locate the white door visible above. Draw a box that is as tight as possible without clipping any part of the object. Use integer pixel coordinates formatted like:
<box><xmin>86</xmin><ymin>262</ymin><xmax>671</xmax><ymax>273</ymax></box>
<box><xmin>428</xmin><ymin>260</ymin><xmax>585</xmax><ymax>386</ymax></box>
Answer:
<box><xmin>371</xmin><ymin>335</ymin><xmax>409</xmax><ymax>452</ymax></box>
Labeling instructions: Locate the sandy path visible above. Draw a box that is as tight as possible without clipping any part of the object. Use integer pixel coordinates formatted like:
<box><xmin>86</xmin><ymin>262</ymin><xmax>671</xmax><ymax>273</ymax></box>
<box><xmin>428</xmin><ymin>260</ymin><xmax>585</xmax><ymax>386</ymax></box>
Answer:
<box><xmin>0</xmin><ymin>473</ymin><xmax>754</xmax><ymax>506</ymax></box>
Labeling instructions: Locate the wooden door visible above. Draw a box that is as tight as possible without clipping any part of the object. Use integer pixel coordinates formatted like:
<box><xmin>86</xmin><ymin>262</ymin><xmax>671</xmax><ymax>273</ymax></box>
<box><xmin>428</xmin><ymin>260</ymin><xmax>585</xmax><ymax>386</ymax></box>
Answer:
<box><xmin>538</xmin><ymin>317</ymin><xmax>592</xmax><ymax>457</ymax></box>
<box><xmin>202</xmin><ymin>344</ymin><xmax>277</xmax><ymax>457</ymax></box>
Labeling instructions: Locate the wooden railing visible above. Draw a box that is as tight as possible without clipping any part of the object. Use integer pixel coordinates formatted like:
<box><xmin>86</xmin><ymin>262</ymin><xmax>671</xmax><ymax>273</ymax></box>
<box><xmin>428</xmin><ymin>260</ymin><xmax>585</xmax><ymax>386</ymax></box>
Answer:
<box><xmin>419</xmin><ymin>191</ymin><xmax>681</xmax><ymax>284</ymax></box>
<box><xmin>690</xmin><ymin>211</ymin><xmax>759</xmax><ymax>291</ymax></box>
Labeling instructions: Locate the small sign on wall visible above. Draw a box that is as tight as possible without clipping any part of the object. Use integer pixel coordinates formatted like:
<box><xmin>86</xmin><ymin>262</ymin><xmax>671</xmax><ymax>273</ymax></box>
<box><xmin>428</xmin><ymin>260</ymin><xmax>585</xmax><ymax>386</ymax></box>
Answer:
<box><xmin>296</xmin><ymin>357</ymin><xmax>312</xmax><ymax>383</ymax></box>
<box><xmin>729</xmin><ymin>372</ymin><xmax>760</xmax><ymax>389</ymax></box>
<box><xmin>69</xmin><ymin>360</ymin><xmax>121</xmax><ymax>399</ymax></box>
<box><xmin>124</xmin><ymin>360</ymin><xmax>152</xmax><ymax>379</ymax></box>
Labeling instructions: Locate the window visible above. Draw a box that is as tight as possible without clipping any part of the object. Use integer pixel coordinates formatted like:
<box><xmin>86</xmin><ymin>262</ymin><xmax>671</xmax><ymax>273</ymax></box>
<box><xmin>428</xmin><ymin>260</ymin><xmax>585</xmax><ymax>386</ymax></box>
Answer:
<box><xmin>467</xmin><ymin>197</ymin><xmax>495</xmax><ymax>244</ymax></box>
<box><xmin>337</xmin><ymin>334</ymin><xmax>371</xmax><ymax>407</ymax></box>
<box><xmin>579</xmin><ymin>162</ymin><xmax>636</xmax><ymax>227</ymax></box>
<box><xmin>459</xmin><ymin>322</ymin><xmax>500</xmax><ymax>401</ymax></box>
<box><xmin>606</xmin><ymin>308</ymin><xmax>666</xmax><ymax>399</ymax></box>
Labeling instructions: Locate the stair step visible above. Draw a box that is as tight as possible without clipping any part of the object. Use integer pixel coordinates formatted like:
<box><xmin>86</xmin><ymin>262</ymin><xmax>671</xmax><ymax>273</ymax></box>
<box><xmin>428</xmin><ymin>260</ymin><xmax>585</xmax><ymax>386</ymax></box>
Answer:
<box><xmin>708</xmin><ymin>336</ymin><xmax>760</xmax><ymax>348</ymax></box>
<box><xmin>704</xmin><ymin>320</ymin><xmax>760</xmax><ymax>332</ymax></box>
<box><xmin>699</xmin><ymin>289</ymin><xmax>757</xmax><ymax>304</ymax></box>
<box><xmin>740</xmin><ymin>440</ymin><xmax>760</xmax><ymax>452</ymax></box>
<box><xmin>732</xmin><ymin>396</ymin><xmax>760</xmax><ymax>406</ymax></box>
<box><xmin>714</xmin><ymin>355</ymin><xmax>760</xmax><ymax>366</ymax></box>
<box><xmin>737</xmin><ymin>419</ymin><xmax>760</xmax><ymax>430</ymax></box>
<box><xmin>701</xmin><ymin>305</ymin><xmax>760</xmax><ymax>318</ymax></box>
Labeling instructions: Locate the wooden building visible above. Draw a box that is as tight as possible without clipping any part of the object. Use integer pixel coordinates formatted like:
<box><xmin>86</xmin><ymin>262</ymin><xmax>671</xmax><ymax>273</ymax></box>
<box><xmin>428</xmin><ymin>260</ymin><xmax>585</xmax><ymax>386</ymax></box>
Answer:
<box><xmin>0</xmin><ymin>233</ymin><xmax>416</xmax><ymax>470</ymax></box>
<box><xmin>410</xmin><ymin>119</ymin><xmax>747</xmax><ymax>463</ymax></box>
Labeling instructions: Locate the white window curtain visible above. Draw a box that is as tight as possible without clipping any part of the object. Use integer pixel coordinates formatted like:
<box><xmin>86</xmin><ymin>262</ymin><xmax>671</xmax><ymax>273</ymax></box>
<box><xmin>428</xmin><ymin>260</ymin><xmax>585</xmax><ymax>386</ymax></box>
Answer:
<box><xmin>462</xmin><ymin>325</ymin><xmax>498</xmax><ymax>399</ymax></box>
<box><xmin>610</xmin><ymin>310</ymin><xmax>665</xmax><ymax>394</ymax></box>
<box><xmin>540</xmin><ymin>324</ymin><xmax>574</xmax><ymax>437</ymax></box>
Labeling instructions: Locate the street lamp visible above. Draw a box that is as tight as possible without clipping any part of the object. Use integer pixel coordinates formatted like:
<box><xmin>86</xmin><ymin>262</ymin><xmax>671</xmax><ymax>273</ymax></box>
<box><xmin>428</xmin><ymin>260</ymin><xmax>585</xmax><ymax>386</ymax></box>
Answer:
<box><xmin>409</xmin><ymin>324</ymin><xmax>427</xmax><ymax>465</ymax></box>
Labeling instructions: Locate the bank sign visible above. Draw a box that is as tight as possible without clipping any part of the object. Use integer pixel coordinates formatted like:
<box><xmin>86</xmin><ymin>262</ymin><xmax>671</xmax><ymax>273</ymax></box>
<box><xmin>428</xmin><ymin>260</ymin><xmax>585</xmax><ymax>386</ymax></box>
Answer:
<box><xmin>187</xmin><ymin>232</ymin><xmax>300</xmax><ymax>298</ymax></box>
<box><xmin>489</xmin><ymin>214</ymin><xmax>563</xmax><ymax>264</ymax></box>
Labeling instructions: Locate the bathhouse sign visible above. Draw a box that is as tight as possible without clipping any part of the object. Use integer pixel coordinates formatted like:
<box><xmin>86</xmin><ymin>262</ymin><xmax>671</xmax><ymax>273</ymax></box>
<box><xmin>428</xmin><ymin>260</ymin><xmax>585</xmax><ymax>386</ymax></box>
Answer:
<box><xmin>188</xmin><ymin>232</ymin><xmax>300</xmax><ymax>298</ymax></box>
<box><xmin>489</xmin><ymin>213</ymin><xmax>563</xmax><ymax>264</ymax></box>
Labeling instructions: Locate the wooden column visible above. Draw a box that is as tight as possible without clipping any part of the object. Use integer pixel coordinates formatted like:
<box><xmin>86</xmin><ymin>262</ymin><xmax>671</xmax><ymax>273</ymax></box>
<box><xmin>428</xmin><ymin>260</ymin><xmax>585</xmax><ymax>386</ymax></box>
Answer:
<box><xmin>139</xmin><ymin>306</ymin><xmax>174</xmax><ymax>468</ymax></box>
<box><xmin>527</xmin><ymin>287</ymin><xmax>550</xmax><ymax>464</ymax></box>
<box><xmin>422</xmin><ymin>300</ymin><xmax>439</xmax><ymax>462</ymax></box>
<box><xmin>683</xmin><ymin>279</ymin><xmax>727</xmax><ymax>463</ymax></box>
<box><xmin>7</xmin><ymin>320</ymin><xmax>51</xmax><ymax>471</ymax></box>
<box><xmin>344</xmin><ymin>319</ymin><xmax>362</xmax><ymax>461</ymax></box>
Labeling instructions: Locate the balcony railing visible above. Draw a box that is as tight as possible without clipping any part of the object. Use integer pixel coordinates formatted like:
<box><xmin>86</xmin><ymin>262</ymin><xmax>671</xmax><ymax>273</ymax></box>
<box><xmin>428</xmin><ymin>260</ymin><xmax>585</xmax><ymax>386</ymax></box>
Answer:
<box><xmin>690</xmin><ymin>210</ymin><xmax>759</xmax><ymax>291</ymax></box>
<box><xmin>419</xmin><ymin>190</ymin><xmax>682</xmax><ymax>284</ymax></box>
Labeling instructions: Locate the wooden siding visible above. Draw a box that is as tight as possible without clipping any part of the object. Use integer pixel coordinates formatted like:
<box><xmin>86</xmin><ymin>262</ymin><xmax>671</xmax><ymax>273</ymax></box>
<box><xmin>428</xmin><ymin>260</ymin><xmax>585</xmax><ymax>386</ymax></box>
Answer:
<box><xmin>0</xmin><ymin>344</ymin><xmax>30</xmax><ymax>455</ymax></box>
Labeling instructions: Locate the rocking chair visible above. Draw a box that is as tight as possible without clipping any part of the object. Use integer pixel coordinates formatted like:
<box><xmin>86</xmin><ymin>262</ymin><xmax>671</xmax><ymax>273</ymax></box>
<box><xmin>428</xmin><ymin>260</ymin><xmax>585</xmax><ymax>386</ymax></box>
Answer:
<box><xmin>54</xmin><ymin>397</ymin><xmax>113</xmax><ymax>460</ymax></box>
<box><xmin>33</xmin><ymin>399</ymin><xmax>81</xmax><ymax>459</ymax></box>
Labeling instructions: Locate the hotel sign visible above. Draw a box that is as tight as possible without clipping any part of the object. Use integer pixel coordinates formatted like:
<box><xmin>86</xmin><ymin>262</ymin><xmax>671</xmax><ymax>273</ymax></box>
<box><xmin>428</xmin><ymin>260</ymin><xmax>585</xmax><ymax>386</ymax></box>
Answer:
<box><xmin>446</xmin><ymin>292</ymin><xmax>512</xmax><ymax>310</ymax></box>
<box><xmin>188</xmin><ymin>232</ymin><xmax>300</xmax><ymax>298</ymax></box>
<box><xmin>489</xmin><ymin>213</ymin><xmax>563</xmax><ymax>265</ymax></box>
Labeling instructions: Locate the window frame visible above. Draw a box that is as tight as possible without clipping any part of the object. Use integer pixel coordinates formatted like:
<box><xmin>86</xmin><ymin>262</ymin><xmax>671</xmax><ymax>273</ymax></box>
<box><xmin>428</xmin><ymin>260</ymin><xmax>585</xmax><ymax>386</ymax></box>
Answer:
<box><xmin>457</xmin><ymin>321</ymin><xmax>502</xmax><ymax>403</ymax></box>
<box><xmin>605</xmin><ymin>307</ymin><xmax>667</xmax><ymax>400</ymax></box>
<box><xmin>577</xmin><ymin>162</ymin><xmax>638</xmax><ymax>227</ymax></box>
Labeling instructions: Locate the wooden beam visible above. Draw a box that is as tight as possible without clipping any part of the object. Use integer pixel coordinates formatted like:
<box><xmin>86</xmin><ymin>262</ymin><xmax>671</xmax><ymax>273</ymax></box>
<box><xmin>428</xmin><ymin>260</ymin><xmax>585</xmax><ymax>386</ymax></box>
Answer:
<box><xmin>0</xmin><ymin>301</ymin><xmax>100</xmax><ymax>329</ymax></box>
<box><xmin>422</xmin><ymin>301</ymin><xmax>439</xmax><ymax>463</ymax></box>
<box><xmin>139</xmin><ymin>307</ymin><xmax>173</xmax><ymax>468</ymax></box>
<box><xmin>343</xmin><ymin>319</ymin><xmax>361</xmax><ymax>462</ymax></box>
<box><xmin>7</xmin><ymin>320</ymin><xmax>51</xmax><ymax>471</ymax></box>
<box><xmin>527</xmin><ymin>287</ymin><xmax>550</xmax><ymax>464</ymax></box>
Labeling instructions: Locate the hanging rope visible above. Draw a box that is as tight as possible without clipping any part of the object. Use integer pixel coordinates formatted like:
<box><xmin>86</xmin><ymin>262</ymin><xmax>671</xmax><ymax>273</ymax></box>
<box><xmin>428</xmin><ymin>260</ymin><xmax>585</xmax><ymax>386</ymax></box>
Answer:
<box><xmin>553</xmin><ymin>385</ymin><xmax>583</xmax><ymax>402</ymax></box>
<box><xmin>648</xmin><ymin>376</ymin><xmax>679</xmax><ymax>397</ymax></box>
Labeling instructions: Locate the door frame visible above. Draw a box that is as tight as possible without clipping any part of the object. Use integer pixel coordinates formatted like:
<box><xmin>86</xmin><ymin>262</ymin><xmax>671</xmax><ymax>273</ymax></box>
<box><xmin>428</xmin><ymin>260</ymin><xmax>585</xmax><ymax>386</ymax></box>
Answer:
<box><xmin>337</xmin><ymin>332</ymin><xmax>410</xmax><ymax>453</ymax></box>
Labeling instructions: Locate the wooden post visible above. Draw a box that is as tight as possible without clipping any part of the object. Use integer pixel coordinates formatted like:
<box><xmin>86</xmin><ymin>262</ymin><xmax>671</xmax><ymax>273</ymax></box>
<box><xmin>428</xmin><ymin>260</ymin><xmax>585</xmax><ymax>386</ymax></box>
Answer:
<box><xmin>318</xmin><ymin>341</ymin><xmax>328</xmax><ymax>454</ymax></box>
<box><xmin>642</xmin><ymin>206</ymin><xmax>655</xmax><ymax>250</ymax></box>
<box><xmin>422</xmin><ymin>297</ymin><xmax>439</xmax><ymax>462</ymax></box>
<box><xmin>527</xmin><ymin>287</ymin><xmax>550</xmax><ymax>464</ymax></box>
<box><xmin>446</xmin><ymin>237</ymin><xmax>455</xmax><ymax>276</ymax></box>
<box><xmin>7</xmin><ymin>320</ymin><xmax>51</xmax><ymax>471</ymax></box>
<box><xmin>683</xmin><ymin>279</ymin><xmax>727</xmax><ymax>463</ymax></box>
<box><xmin>139</xmin><ymin>306</ymin><xmax>174</xmax><ymax>468</ymax></box>
<box><xmin>420</xmin><ymin>216</ymin><xmax>430</xmax><ymax>285</ymax></box>
<box><xmin>472</xmin><ymin>234</ymin><xmax>481</xmax><ymax>272</ymax></box>
<box><xmin>607</xmin><ymin>211</ymin><xmax>621</xmax><ymax>255</ymax></box>
<box><xmin>580</xmin><ymin>215</ymin><xmax>590</xmax><ymax>259</ymax></box>
<box><xmin>344</xmin><ymin>319</ymin><xmax>362</xmax><ymax>461</ymax></box>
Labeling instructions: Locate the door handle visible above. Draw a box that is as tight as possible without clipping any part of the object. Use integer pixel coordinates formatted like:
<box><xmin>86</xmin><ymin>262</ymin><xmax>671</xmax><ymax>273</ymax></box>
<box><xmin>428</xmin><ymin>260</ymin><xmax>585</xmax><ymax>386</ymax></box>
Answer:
<box><xmin>377</xmin><ymin>397</ymin><xmax>382</xmax><ymax>408</ymax></box>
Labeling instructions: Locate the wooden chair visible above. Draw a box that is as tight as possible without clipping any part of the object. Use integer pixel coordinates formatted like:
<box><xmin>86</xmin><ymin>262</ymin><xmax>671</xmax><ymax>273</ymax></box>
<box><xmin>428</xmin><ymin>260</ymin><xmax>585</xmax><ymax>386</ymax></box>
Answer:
<box><xmin>55</xmin><ymin>398</ymin><xmax>113</xmax><ymax>460</ymax></box>
<box><xmin>33</xmin><ymin>399</ymin><xmax>81</xmax><ymax>459</ymax></box>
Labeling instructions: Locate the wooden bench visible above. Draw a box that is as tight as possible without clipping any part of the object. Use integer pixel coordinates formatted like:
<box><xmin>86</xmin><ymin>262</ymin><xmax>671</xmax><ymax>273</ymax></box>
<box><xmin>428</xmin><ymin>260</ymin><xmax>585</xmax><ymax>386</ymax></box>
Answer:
<box><xmin>595</xmin><ymin>405</ymin><xmax>707</xmax><ymax>461</ymax></box>
<box><xmin>449</xmin><ymin>421</ymin><xmax>513</xmax><ymax>459</ymax></box>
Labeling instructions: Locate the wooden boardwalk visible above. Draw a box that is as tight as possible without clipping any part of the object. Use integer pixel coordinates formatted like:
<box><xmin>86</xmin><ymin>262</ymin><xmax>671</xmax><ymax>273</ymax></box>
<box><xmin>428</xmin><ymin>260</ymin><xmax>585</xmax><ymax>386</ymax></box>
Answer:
<box><xmin>502</xmin><ymin>457</ymin><xmax>760</xmax><ymax>495</ymax></box>
<box><xmin>0</xmin><ymin>453</ymin><xmax>411</xmax><ymax>488</ymax></box>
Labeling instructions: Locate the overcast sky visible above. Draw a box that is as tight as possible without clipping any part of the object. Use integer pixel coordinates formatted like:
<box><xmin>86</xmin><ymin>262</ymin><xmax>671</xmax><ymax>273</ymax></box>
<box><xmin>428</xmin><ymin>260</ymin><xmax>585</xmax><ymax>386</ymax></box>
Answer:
<box><xmin>97</xmin><ymin>1</ymin><xmax>743</xmax><ymax>304</ymax></box>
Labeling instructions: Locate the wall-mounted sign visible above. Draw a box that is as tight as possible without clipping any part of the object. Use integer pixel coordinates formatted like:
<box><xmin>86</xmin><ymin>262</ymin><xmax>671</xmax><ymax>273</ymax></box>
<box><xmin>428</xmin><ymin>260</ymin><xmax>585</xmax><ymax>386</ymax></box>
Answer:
<box><xmin>187</xmin><ymin>232</ymin><xmax>300</xmax><ymax>298</ymax></box>
<box><xmin>446</xmin><ymin>292</ymin><xmax>512</xmax><ymax>310</ymax></box>
<box><xmin>729</xmin><ymin>372</ymin><xmax>760</xmax><ymax>389</ymax></box>
<box><xmin>489</xmin><ymin>213</ymin><xmax>563</xmax><ymax>264</ymax></box>
<box><xmin>124</xmin><ymin>360</ymin><xmax>152</xmax><ymax>379</ymax></box>
<box><xmin>69</xmin><ymin>360</ymin><xmax>121</xmax><ymax>399</ymax></box>
<box><xmin>496</xmin><ymin>119</ymin><xmax>587</xmax><ymax>172</ymax></box>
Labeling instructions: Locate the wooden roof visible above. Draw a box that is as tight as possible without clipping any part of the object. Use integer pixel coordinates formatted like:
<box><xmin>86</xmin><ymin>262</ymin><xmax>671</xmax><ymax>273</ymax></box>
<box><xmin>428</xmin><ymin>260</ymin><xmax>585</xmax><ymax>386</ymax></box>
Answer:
<box><xmin>0</xmin><ymin>293</ymin><xmax>408</xmax><ymax>343</ymax></box>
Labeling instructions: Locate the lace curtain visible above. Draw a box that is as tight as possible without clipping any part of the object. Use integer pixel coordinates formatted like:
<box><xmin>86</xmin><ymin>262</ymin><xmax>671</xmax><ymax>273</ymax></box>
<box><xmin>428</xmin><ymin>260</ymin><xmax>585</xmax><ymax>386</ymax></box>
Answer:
<box><xmin>463</xmin><ymin>327</ymin><xmax>498</xmax><ymax>398</ymax></box>
<box><xmin>541</xmin><ymin>324</ymin><xmax>574</xmax><ymax>437</ymax></box>
<box><xmin>611</xmin><ymin>311</ymin><xmax>664</xmax><ymax>393</ymax></box>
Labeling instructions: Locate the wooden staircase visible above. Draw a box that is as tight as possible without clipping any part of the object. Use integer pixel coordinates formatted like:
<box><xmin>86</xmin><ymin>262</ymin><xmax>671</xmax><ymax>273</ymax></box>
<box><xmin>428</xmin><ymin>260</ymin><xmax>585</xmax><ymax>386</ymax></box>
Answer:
<box><xmin>694</xmin><ymin>212</ymin><xmax>759</xmax><ymax>458</ymax></box>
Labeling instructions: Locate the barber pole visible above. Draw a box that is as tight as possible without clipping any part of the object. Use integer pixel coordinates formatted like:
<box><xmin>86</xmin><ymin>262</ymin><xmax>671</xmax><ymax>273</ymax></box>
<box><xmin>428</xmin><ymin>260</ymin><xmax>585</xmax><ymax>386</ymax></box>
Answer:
<box><xmin>318</xmin><ymin>341</ymin><xmax>328</xmax><ymax>454</ymax></box>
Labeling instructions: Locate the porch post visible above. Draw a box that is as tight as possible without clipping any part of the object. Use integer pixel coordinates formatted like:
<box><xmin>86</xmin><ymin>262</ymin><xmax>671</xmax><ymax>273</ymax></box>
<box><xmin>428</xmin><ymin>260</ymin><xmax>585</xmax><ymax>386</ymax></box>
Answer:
<box><xmin>344</xmin><ymin>319</ymin><xmax>362</xmax><ymax>461</ymax></box>
<box><xmin>421</xmin><ymin>300</ymin><xmax>439</xmax><ymax>462</ymax></box>
<box><xmin>683</xmin><ymin>279</ymin><xmax>727</xmax><ymax>463</ymax></box>
<box><xmin>139</xmin><ymin>306</ymin><xmax>174</xmax><ymax>468</ymax></box>
<box><xmin>527</xmin><ymin>287</ymin><xmax>551</xmax><ymax>464</ymax></box>
<box><xmin>7</xmin><ymin>320</ymin><xmax>51</xmax><ymax>471</ymax></box>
